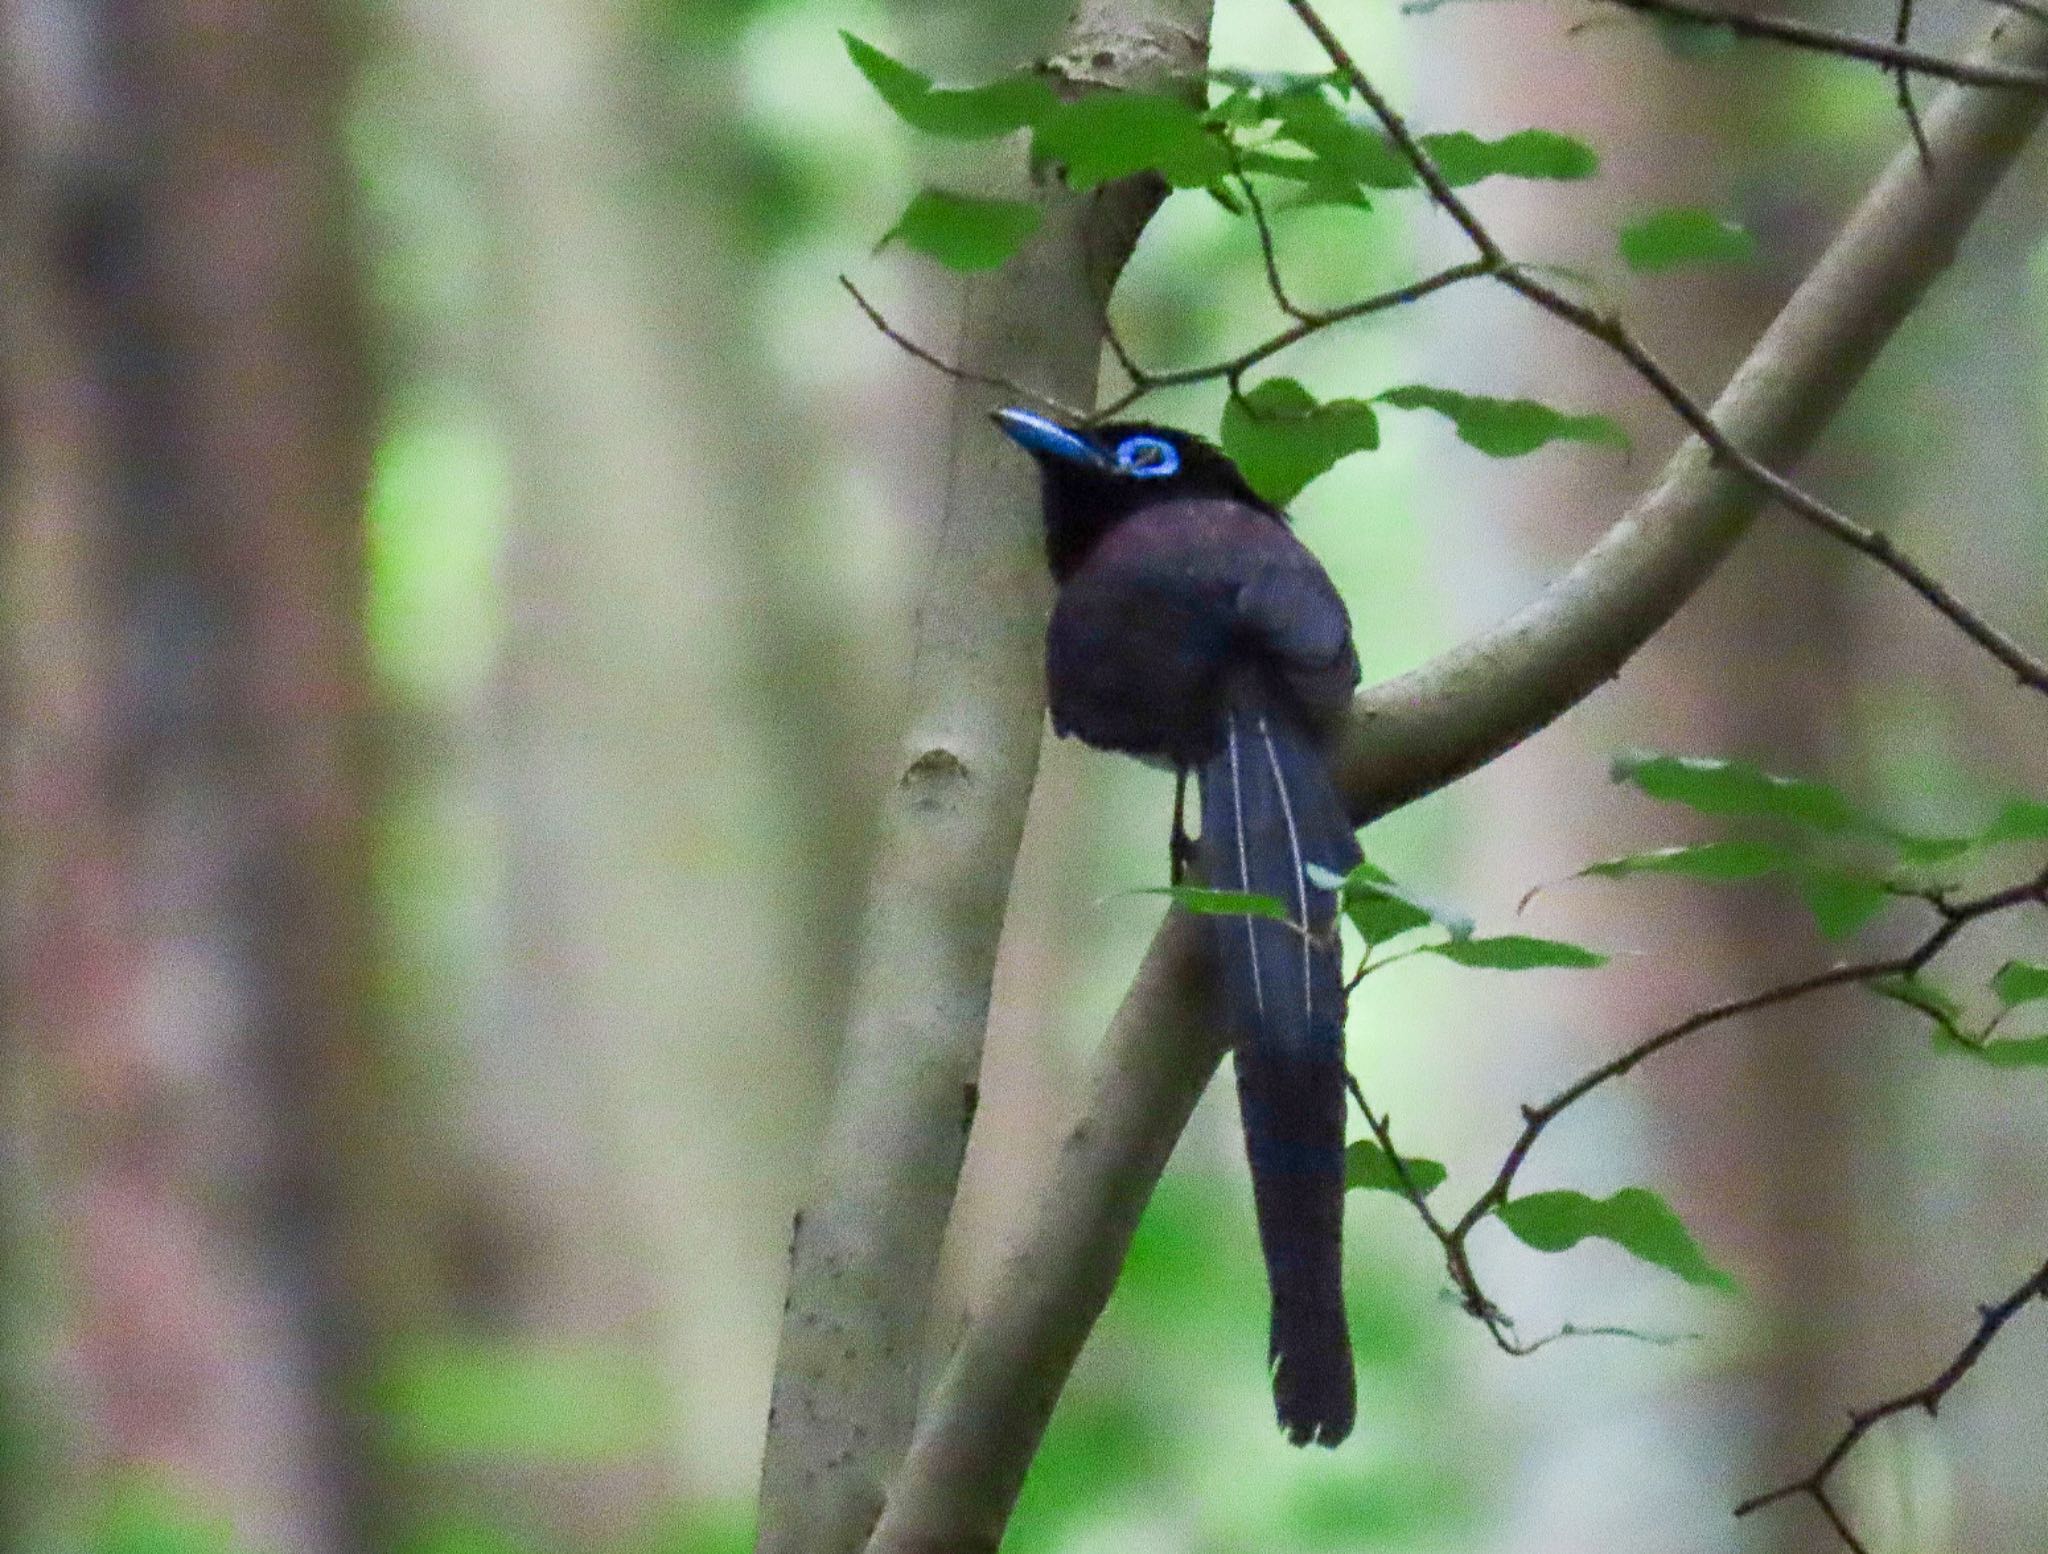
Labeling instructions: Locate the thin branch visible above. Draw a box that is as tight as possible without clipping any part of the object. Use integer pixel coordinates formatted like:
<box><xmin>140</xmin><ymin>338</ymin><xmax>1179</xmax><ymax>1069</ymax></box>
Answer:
<box><xmin>1492</xmin><ymin>268</ymin><xmax>2048</xmax><ymax>696</ymax></box>
<box><xmin>1282</xmin><ymin>0</ymin><xmax>2048</xmax><ymax>700</ymax></box>
<box><xmin>1448</xmin><ymin>872</ymin><xmax>2048</xmax><ymax>1255</ymax></box>
<box><xmin>1733</xmin><ymin>1255</ymin><xmax>2048</xmax><ymax>1551</ymax></box>
<box><xmin>1234</xmin><ymin>162</ymin><xmax>1312</xmax><ymax>322</ymax></box>
<box><xmin>1279</xmin><ymin>0</ymin><xmax>1504</xmax><ymax>259</ymax></box>
<box><xmin>1600</xmin><ymin>0</ymin><xmax>2048</xmax><ymax>91</ymax></box>
<box><xmin>1337</xmin><ymin>871</ymin><xmax>2047</xmax><ymax>1362</ymax></box>
<box><xmin>863</xmin><ymin>2</ymin><xmax>2048</xmax><ymax>702</ymax></box>
<box><xmin>1897</xmin><ymin>0</ymin><xmax>1935</xmax><ymax>170</ymax></box>
<box><xmin>1092</xmin><ymin>258</ymin><xmax>1492</xmax><ymax>418</ymax></box>
<box><xmin>840</xmin><ymin>276</ymin><xmax>1093</xmax><ymax>424</ymax></box>
<box><xmin>1100</xmin><ymin>307</ymin><xmax>1151</xmax><ymax>398</ymax></box>
<box><xmin>850</xmin><ymin>261</ymin><xmax>1493</xmax><ymax>427</ymax></box>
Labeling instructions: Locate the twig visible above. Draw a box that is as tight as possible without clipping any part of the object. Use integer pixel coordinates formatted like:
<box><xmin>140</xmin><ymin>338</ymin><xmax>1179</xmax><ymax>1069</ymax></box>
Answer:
<box><xmin>1359</xmin><ymin>869</ymin><xmax>2048</xmax><ymax>1358</ymax></box>
<box><xmin>1600</xmin><ymin>0</ymin><xmax>2048</xmax><ymax>91</ymax></box>
<box><xmin>1231</xmin><ymin>157</ymin><xmax>1312</xmax><ymax>321</ymax></box>
<box><xmin>1733</xmin><ymin>1255</ymin><xmax>2048</xmax><ymax>1551</ymax></box>
<box><xmin>1897</xmin><ymin>0</ymin><xmax>1935</xmax><ymax>171</ymax></box>
<box><xmin>1239</xmin><ymin>206</ymin><xmax>1304</xmax><ymax>323</ymax></box>
<box><xmin>1281</xmin><ymin>0</ymin><xmax>2048</xmax><ymax>698</ymax></box>
<box><xmin>850</xmin><ymin>263</ymin><xmax>1493</xmax><ymax>429</ymax></box>
<box><xmin>1462</xmin><ymin>872</ymin><xmax>2045</xmax><ymax>1228</ymax></box>
<box><xmin>839</xmin><ymin>276</ymin><xmax>1093</xmax><ymax>423</ymax></box>
<box><xmin>1093</xmin><ymin>259</ymin><xmax>1493</xmax><ymax>418</ymax></box>
<box><xmin>1279</xmin><ymin>0</ymin><xmax>1505</xmax><ymax>260</ymax></box>
<box><xmin>1492</xmin><ymin>270</ymin><xmax>2048</xmax><ymax>696</ymax></box>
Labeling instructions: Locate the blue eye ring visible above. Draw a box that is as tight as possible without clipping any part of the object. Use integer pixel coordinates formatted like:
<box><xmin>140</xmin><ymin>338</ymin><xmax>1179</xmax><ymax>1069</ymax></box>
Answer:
<box><xmin>1114</xmin><ymin>434</ymin><xmax>1180</xmax><ymax>479</ymax></box>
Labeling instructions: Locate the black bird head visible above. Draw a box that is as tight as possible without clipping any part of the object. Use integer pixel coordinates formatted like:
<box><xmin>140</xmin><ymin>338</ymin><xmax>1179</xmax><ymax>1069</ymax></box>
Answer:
<box><xmin>991</xmin><ymin>407</ymin><xmax>1279</xmax><ymax>579</ymax></box>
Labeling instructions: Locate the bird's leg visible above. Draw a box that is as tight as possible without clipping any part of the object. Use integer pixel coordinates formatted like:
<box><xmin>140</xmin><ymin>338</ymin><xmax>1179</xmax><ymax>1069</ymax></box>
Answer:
<box><xmin>1170</xmin><ymin>765</ymin><xmax>1196</xmax><ymax>885</ymax></box>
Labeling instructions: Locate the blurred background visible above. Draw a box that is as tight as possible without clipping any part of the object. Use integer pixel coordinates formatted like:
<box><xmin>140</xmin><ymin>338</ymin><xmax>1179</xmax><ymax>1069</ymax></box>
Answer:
<box><xmin>2</xmin><ymin>0</ymin><xmax>2046</xmax><ymax>1551</ymax></box>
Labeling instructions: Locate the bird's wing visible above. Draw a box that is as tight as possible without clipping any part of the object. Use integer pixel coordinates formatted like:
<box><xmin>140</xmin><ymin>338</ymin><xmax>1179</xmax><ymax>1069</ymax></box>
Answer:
<box><xmin>1075</xmin><ymin>497</ymin><xmax>1362</xmax><ymax>734</ymax></box>
<box><xmin>1232</xmin><ymin>555</ymin><xmax>1361</xmax><ymax>727</ymax></box>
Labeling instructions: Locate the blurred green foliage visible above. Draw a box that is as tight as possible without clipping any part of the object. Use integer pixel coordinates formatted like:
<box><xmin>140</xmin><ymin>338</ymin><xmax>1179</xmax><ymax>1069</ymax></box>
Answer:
<box><xmin>1617</xmin><ymin>206</ymin><xmax>1757</xmax><ymax>272</ymax></box>
<box><xmin>376</xmin><ymin>1340</ymin><xmax>668</xmax><ymax>1462</ymax></box>
<box><xmin>1008</xmin><ymin>1174</ymin><xmax>1484</xmax><ymax>1553</ymax></box>
<box><xmin>90</xmin><ymin>1480</ymin><xmax>238</xmax><ymax>1554</ymax></box>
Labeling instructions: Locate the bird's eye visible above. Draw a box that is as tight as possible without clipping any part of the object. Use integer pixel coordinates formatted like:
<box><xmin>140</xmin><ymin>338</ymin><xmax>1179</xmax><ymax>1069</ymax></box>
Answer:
<box><xmin>1114</xmin><ymin>434</ymin><xmax>1180</xmax><ymax>479</ymax></box>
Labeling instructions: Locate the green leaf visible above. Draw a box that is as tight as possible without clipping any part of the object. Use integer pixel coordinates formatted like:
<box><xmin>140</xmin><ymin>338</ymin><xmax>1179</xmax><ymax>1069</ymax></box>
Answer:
<box><xmin>1871</xmin><ymin>972</ymin><xmax>1967</xmax><ymax>1041</ymax></box>
<box><xmin>843</xmin><ymin>33</ymin><xmax>1057</xmax><ymax>138</ymax></box>
<box><xmin>880</xmin><ymin>189</ymin><xmax>1041</xmax><ymax>271</ymax></box>
<box><xmin>1234</xmin><ymin>148</ymin><xmax>1376</xmax><ymax>210</ymax></box>
<box><xmin>377</xmin><ymin>1339</ymin><xmax>664</xmax><ymax>1460</ymax></box>
<box><xmin>1945</xmin><ymin>1033</ymin><xmax>2048</xmax><ymax>1068</ymax></box>
<box><xmin>1377</xmin><ymin>384</ymin><xmax>1626</xmax><ymax>458</ymax></box>
<box><xmin>1983</xmin><ymin>798</ymin><xmax>2048</xmax><ymax>843</ymax></box>
<box><xmin>1792</xmin><ymin>867</ymin><xmax>1894</xmax><ymax>940</ymax></box>
<box><xmin>1140</xmin><ymin>884</ymin><xmax>1292</xmax><ymax>921</ymax></box>
<box><xmin>1610</xmin><ymin>750</ymin><xmax>1867</xmax><ymax>833</ymax></box>
<box><xmin>1420</xmin><ymin>128</ymin><xmax>1599</xmax><ymax>186</ymax></box>
<box><xmin>1345</xmin><ymin>1140</ymin><xmax>1448</xmax><ymax>1197</ymax></box>
<box><xmin>1260</xmin><ymin>88</ymin><xmax>1415</xmax><ymax>190</ymax></box>
<box><xmin>1033</xmin><ymin>91</ymin><xmax>1232</xmax><ymax>190</ymax></box>
<box><xmin>1891</xmin><ymin>830</ymin><xmax>1977</xmax><ymax>865</ymax></box>
<box><xmin>94</xmin><ymin>1479</ymin><xmax>239</xmax><ymax>1554</ymax></box>
<box><xmin>1204</xmin><ymin>180</ymin><xmax>1246</xmax><ymax>216</ymax></box>
<box><xmin>1579</xmin><ymin>838</ymin><xmax>1789</xmax><ymax>883</ymax></box>
<box><xmin>1993</xmin><ymin>960</ymin><xmax>2048</xmax><ymax>1009</ymax></box>
<box><xmin>1867</xmin><ymin>973</ymin><xmax>2048</xmax><ymax>1069</ymax></box>
<box><xmin>1234</xmin><ymin>148</ymin><xmax>1322</xmax><ymax>180</ymax></box>
<box><xmin>1495</xmin><ymin>1187</ymin><xmax>1738</xmax><ymax>1293</ymax></box>
<box><xmin>1428</xmin><ymin>934</ymin><xmax>1607</xmax><ymax>970</ymax></box>
<box><xmin>1220</xmin><ymin>377</ymin><xmax>1380</xmax><ymax>505</ymax></box>
<box><xmin>1618</xmin><ymin>207</ymin><xmax>1757</xmax><ymax>273</ymax></box>
<box><xmin>1208</xmin><ymin>67</ymin><xmax>1349</xmax><ymax>99</ymax></box>
<box><xmin>1338</xmin><ymin>879</ymin><xmax>1432</xmax><ymax>944</ymax></box>
<box><xmin>1333</xmin><ymin>858</ymin><xmax>1470</xmax><ymax>944</ymax></box>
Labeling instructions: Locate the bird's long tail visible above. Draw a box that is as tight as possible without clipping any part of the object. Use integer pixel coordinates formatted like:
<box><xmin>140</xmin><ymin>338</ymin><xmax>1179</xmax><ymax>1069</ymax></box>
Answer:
<box><xmin>1199</xmin><ymin>696</ymin><xmax>1362</xmax><ymax>1448</ymax></box>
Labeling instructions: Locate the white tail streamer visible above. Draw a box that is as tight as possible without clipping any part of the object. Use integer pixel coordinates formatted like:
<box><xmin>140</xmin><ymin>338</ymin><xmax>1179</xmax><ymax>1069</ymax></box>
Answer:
<box><xmin>1255</xmin><ymin>712</ymin><xmax>1314</xmax><ymax>1036</ymax></box>
<box><xmin>1223</xmin><ymin>708</ymin><xmax>1266</xmax><ymax>1022</ymax></box>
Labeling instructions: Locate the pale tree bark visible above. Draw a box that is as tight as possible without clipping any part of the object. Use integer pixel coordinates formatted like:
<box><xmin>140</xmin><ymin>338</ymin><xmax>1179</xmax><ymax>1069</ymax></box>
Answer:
<box><xmin>392</xmin><ymin>0</ymin><xmax>845</xmax><ymax>1519</ymax></box>
<box><xmin>752</xmin><ymin>5</ymin><xmax>1213</xmax><ymax>1552</ymax></box>
<box><xmin>866</xmin><ymin>15</ymin><xmax>2048</xmax><ymax>1551</ymax></box>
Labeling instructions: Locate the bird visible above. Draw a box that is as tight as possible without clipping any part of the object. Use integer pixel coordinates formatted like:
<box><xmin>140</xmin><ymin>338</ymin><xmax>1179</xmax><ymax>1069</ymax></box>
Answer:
<box><xmin>992</xmin><ymin>404</ymin><xmax>1364</xmax><ymax>1447</ymax></box>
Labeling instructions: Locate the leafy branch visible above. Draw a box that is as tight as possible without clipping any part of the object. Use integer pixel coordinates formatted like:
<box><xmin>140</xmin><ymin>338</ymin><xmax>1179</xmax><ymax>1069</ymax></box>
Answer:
<box><xmin>1329</xmin><ymin>751</ymin><xmax>2048</xmax><ymax>1550</ymax></box>
<box><xmin>1276</xmin><ymin>0</ymin><xmax>2048</xmax><ymax>696</ymax></box>
<box><xmin>846</xmin><ymin>0</ymin><xmax>2048</xmax><ymax>698</ymax></box>
<box><xmin>1346</xmin><ymin>858</ymin><xmax>2048</xmax><ymax>1353</ymax></box>
<box><xmin>1090</xmin><ymin>257</ymin><xmax>1494</xmax><ymax>417</ymax></box>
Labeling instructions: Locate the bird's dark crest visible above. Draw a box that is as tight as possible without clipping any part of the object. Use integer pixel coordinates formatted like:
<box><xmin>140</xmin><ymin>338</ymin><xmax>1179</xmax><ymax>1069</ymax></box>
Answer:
<box><xmin>997</xmin><ymin>412</ymin><xmax>1284</xmax><ymax>578</ymax></box>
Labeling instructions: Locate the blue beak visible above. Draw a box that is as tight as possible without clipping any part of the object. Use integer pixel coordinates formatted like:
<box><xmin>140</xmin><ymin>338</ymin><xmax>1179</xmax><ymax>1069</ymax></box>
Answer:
<box><xmin>991</xmin><ymin>407</ymin><xmax>1109</xmax><ymax>470</ymax></box>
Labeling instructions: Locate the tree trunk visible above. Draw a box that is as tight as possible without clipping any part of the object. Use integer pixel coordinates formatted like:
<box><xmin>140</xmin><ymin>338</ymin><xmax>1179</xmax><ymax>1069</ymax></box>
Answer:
<box><xmin>0</xmin><ymin>4</ymin><xmax>411</xmax><ymax>1547</ymax></box>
